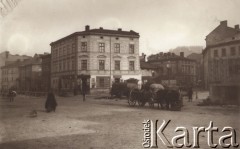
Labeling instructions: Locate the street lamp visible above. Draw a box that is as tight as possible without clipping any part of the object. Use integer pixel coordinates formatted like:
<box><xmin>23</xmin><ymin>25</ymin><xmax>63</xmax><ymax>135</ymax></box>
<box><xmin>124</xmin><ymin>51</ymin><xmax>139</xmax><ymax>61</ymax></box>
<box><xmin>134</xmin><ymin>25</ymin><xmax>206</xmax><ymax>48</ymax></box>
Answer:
<box><xmin>166</xmin><ymin>61</ymin><xmax>171</xmax><ymax>86</ymax></box>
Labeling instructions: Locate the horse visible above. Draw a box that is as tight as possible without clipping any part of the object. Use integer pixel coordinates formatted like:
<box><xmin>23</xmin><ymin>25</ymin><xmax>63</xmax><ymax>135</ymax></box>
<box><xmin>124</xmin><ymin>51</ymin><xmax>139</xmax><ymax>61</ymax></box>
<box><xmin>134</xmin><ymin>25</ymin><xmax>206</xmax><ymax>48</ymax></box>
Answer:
<box><xmin>155</xmin><ymin>89</ymin><xmax>181</xmax><ymax>110</ymax></box>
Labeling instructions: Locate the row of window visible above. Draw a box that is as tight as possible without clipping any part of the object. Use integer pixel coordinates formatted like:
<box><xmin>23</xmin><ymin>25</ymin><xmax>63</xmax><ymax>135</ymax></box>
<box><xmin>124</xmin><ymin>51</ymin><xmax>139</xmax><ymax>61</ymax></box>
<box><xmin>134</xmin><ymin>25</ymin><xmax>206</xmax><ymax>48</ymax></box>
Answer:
<box><xmin>2</xmin><ymin>77</ymin><xmax>16</xmax><ymax>82</ymax></box>
<box><xmin>52</xmin><ymin>43</ymin><xmax>76</xmax><ymax>58</ymax></box>
<box><xmin>81</xmin><ymin>42</ymin><xmax>135</xmax><ymax>54</ymax></box>
<box><xmin>2</xmin><ymin>69</ymin><xmax>17</xmax><ymax>75</ymax></box>
<box><xmin>52</xmin><ymin>60</ymin><xmax>75</xmax><ymax>72</ymax></box>
<box><xmin>53</xmin><ymin>60</ymin><xmax>135</xmax><ymax>72</ymax></box>
<box><xmin>181</xmin><ymin>65</ymin><xmax>194</xmax><ymax>74</ymax></box>
<box><xmin>52</xmin><ymin>43</ymin><xmax>135</xmax><ymax>59</ymax></box>
<box><xmin>213</xmin><ymin>46</ymin><xmax>240</xmax><ymax>57</ymax></box>
<box><xmin>80</xmin><ymin>60</ymin><xmax>135</xmax><ymax>71</ymax></box>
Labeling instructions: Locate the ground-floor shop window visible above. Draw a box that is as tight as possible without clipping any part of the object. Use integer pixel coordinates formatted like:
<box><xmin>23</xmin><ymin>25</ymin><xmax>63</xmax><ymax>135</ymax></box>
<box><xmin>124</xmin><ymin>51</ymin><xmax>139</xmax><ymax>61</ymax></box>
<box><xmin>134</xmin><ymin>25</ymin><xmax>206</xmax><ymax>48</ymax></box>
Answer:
<box><xmin>96</xmin><ymin>76</ymin><xmax>110</xmax><ymax>88</ymax></box>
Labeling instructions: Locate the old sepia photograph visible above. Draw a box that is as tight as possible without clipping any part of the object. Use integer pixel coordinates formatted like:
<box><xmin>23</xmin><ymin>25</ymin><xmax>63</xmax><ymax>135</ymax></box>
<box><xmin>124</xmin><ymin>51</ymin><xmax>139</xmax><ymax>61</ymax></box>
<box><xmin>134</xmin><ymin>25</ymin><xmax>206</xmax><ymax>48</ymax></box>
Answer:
<box><xmin>0</xmin><ymin>0</ymin><xmax>239</xmax><ymax>148</ymax></box>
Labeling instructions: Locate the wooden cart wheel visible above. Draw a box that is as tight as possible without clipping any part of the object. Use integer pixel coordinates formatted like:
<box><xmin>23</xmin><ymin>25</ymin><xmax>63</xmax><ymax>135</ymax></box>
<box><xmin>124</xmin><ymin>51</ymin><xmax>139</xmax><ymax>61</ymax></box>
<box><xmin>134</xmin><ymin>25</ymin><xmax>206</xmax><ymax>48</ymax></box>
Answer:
<box><xmin>128</xmin><ymin>89</ymin><xmax>136</xmax><ymax>106</ymax></box>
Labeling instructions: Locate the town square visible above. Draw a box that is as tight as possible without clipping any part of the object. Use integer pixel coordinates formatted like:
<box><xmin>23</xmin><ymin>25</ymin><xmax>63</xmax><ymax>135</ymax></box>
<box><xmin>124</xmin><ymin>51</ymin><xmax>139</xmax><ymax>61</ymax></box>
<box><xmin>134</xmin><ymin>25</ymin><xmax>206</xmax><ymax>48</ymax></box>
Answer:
<box><xmin>0</xmin><ymin>0</ymin><xmax>239</xmax><ymax>148</ymax></box>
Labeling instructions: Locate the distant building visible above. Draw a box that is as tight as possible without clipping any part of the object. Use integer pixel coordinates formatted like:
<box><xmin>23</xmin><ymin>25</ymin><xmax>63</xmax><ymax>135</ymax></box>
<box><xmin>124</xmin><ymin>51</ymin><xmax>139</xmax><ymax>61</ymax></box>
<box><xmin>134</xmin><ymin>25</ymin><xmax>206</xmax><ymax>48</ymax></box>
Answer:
<box><xmin>19</xmin><ymin>54</ymin><xmax>42</xmax><ymax>92</ymax></box>
<box><xmin>50</xmin><ymin>25</ymin><xmax>141</xmax><ymax>93</ymax></box>
<box><xmin>148</xmin><ymin>52</ymin><xmax>197</xmax><ymax>87</ymax></box>
<box><xmin>187</xmin><ymin>53</ymin><xmax>204</xmax><ymax>88</ymax></box>
<box><xmin>139</xmin><ymin>53</ymin><xmax>158</xmax><ymax>83</ymax></box>
<box><xmin>203</xmin><ymin>20</ymin><xmax>240</xmax><ymax>104</ymax></box>
<box><xmin>40</xmin><ymin>53</ymin><xmax>51</xmax><ymax>91</ymax></box>
<box><xmin>0</xmin><ymin>51</ymin><xmax>31</xmax><ymax>90</ymax></box>
<box><xmin>1</xmin><ymin>60</ymin><xmax>22</xmax><ymax>91</ymax></box>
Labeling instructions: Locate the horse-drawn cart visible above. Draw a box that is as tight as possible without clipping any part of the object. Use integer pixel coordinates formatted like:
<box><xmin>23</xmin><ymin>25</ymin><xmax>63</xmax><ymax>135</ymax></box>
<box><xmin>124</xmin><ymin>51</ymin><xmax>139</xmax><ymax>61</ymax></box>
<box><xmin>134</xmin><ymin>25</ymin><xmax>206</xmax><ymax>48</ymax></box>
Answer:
<box><xmin>110</xmin><ymin>79</ymin><xmax>182</xmax><ymax>111</ymax></box>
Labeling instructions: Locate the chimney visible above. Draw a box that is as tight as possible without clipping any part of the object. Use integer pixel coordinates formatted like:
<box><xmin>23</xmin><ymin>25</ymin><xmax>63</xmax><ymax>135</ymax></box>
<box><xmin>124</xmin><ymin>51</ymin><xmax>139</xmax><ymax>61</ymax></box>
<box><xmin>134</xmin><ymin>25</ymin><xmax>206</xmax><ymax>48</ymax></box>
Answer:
<box><xmin>85</xmin><ymin>25</ymin><xmax>90</xmax><ymax>31</ymax></box>
<box><xmin>220</xmin><ymin>20</ymin><xmax>227</xmax><ymax>27</ymax></box>
<box><xmin>180</xmin><ymin>52</ymin><xmax>184</xmax><ymax>57</ymax></box>
<box><xmin>99</xmin><ymin>27</ymin><xmax>103</xmax><ymax>30</ymax></box>
<box><xmin>118</xmin><ymin>28</ymin><xmax>122</xmax><ymax>31</ymax></box>
<box><xmin>235</xmin><ymin>24</ymin><xmax>239</xmax><ymax>30</ymax></box>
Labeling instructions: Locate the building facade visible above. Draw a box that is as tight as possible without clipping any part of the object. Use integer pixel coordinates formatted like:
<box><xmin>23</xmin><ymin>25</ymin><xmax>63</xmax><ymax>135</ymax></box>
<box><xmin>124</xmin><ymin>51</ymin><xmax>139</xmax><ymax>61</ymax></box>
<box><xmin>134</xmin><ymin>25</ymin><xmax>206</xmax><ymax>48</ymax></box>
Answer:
<box><xmin>139</xmin><ymin>53</ymin><xmax>158</xmax><ymax>83</ymax></box>
<box><xmin>1</xmin><ymin>61</ymin><xmax>21</xmax><ymax>91</ymax></box>
<box><xmin>19</xmin><ymin>54</ymin><xmax>42</xmax><ymax>92</ymax></box>
<box><xmin>203</xmin><ymin>20</ymin><xmax>240</xmax><ymax>104</ymax></box>
<box><xmin>50</xmin><ymin>25</ymin><xmax>141</xmax><ymax>92</ymax></box>
<box><xmin>0</xmin><ymin>51</ymin><xmax>31</xmax><ymax>90</ymax></box>
<box><xmin>148</xmin><ymin>52</ymin><xmax>197</xmax><ymax>87</ymax></box>
<box><xmin>40</xmin><ymin>53</ymin><xmax>51</xmax><ymax>91</ymax></box>
<box><xmin>187</xmin><ymin>53</ymin><xmax>204</xmax><ymax>88</ymax></box>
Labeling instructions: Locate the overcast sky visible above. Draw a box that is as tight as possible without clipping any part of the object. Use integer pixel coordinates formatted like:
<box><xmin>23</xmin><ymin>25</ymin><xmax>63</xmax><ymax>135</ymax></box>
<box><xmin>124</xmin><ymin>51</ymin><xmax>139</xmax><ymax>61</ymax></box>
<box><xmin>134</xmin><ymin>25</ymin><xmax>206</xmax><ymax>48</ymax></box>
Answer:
<box><xmin>0</xmin><ymin>0</ymin><xmax>239</xmax><ymax>56</ymax></box>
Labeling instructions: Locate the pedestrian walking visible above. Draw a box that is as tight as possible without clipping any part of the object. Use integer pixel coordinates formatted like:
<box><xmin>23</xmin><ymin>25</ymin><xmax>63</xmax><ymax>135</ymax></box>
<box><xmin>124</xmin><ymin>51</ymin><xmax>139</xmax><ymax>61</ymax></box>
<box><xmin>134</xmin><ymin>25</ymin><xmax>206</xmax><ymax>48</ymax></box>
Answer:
<box><xmin>81</xmin><ymin>80</ymin><xmax>87</xmax><ymax>102</ymax></box>
<box><xmin>188</xmin><ymin>87</ymin><xmax>193</xmax><ymax>102</ymax></box>
<box><xmin>45</xmin><ymin>90</ymin><xmax>57</xmax><ymax>112</ymax></box>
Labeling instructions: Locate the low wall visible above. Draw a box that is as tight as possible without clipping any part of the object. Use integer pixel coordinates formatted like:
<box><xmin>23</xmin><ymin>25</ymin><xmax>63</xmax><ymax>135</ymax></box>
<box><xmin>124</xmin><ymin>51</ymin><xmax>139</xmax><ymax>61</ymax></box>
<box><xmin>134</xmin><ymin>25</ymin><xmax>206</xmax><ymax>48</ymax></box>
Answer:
<box><xmin>210</xmin><ymin>85</ymin><xmax>240</xmax><ymax>105</ymax></box>
<box><xmin>90</xmin><ymin>88</ymin><xmax>110</xmax><ymax>95</ymax></box>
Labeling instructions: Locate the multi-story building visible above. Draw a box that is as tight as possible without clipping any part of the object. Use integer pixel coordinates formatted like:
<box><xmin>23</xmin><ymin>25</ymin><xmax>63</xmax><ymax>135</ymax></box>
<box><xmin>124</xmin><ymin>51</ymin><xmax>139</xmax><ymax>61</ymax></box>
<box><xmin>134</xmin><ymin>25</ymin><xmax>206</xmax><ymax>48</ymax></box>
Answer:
<box><xmin>1</xmin><ymin>60</ymin><xmax>22</xmax><ymax>91</ymax></box>
<box><xmin>148</xmin><ymin>52</ymin><xmax>197</xmax><ymax>87</ymax></box>
<box><xmin>40</xmin><ymin>53</ymin><xmax>51</xmax><ymax>91</ymax></box>
<box><xmin>139</xmin><ymin>53</ymin><xmax>158</xmax><ymax>83</ymax></box>
<box><xmin>50</xmin><ymin>25</ymin><xmax>141</xmax><ymax>92</ymax></box>
<box><xmin>203</xmin><ymin>20</ymin><xmax>240</xmax><ymax>104</ymax></box>
<box><xmin>19</xmin><ymin>54</ymin><xmax>42</xmax><ymax>92</ymax></box>
<box><xmin>0</xmin><ymin>51</ymin><xmax>31</xmax><ymax>90</ymax></box>
<box><xmin>187</xmin><ymin>53</ymin><xmax>204</xmax><ymax>88</ymax></box>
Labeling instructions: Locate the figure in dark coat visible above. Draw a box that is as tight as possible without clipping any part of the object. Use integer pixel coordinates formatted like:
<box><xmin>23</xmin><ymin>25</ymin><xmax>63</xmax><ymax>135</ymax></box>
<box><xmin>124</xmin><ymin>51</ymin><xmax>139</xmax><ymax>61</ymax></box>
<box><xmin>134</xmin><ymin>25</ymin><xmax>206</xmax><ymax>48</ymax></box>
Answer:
<box><xmin>45</xmin><ymin>91</ymin><xmax>57</xmax><ymax>112</ymax></box>
<box><xmin>81</xmin><ymin>80</ymin><xmax>87</xmax><ymax>101</ymax></box>
<box><xmin>188</xmin><ymin>87</ymin><xmax>193</xmax><ymax>102</ymax></box>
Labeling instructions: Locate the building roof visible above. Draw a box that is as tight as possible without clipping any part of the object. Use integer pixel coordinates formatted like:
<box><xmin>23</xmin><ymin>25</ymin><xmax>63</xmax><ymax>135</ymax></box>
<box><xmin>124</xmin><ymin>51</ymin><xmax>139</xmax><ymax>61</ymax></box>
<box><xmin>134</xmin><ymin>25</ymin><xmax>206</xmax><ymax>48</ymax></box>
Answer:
<box><xmin>40</xmin><ymin>53</ymin><xmax>51</xmax><ymax>58</ymax></box>
<box><xmin>206</xmin><ymin>26</ymin><xmax>239</xmax><ymax>42</ymax></box>
<box><xmin>140</xmin><ymin>61</ymin><xmax>158</xmax><ymax>69</ymax></box>
<box><xmin>187</xmin><ymin>53</ymin><xmax>202</xmax><ymax>63</ymax></box>
<box><xmin>20</xmin><ymin>58</ymin><xmax>41</xmax><ymax>67</ymax></box>
<box><xmin>205</xmin><ymin>21</ymin><xmax>240</xmax><ymax>47</ymax></box>
<box><xmin>148</xmin><ymin>53</ymin><xmax>195</xmax><ymax>62</ymax></box>
<box><xmin>50</xmin><ymin>26</ymin><xmax>140</xmax><ymax>45</ymax></box>
<box><xmin>1</xmin><ymin>60</ymin><xmax>22</xmax><ymax>69</ymax></box>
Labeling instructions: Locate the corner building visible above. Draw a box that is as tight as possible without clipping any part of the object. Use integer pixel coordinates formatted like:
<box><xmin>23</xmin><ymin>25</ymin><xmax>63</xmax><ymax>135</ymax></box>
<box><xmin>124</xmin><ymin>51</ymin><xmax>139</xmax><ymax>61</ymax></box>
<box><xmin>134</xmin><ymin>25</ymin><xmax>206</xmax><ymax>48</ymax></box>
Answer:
<box><xmin>203</xmin><ymin>20</ymin><xmax>240</xmax><ymax>104</ymax></box>
<box><xmin>50</xmin><ymin>25</ymin><xmax>141</xmax><ymax>92</ymax></box>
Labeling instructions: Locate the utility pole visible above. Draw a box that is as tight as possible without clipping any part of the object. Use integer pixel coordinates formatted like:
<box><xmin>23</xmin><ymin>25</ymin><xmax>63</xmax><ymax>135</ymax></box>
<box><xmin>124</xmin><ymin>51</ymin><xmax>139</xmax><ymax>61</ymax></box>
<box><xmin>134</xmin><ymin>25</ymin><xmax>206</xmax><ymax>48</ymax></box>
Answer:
<box><xmin>109</xmin><ymin>36</ymin><xmax>112</xmax><ymax>89</ymax></box>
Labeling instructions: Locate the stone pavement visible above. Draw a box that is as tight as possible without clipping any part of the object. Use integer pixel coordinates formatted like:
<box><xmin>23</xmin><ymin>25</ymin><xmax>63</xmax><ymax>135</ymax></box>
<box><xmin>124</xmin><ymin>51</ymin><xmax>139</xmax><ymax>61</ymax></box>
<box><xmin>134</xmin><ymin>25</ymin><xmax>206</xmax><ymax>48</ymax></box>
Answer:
<box><xmin>0</xmin><ymin>92</ymin><xmax>239</xmax><ymax>149</ymax></box>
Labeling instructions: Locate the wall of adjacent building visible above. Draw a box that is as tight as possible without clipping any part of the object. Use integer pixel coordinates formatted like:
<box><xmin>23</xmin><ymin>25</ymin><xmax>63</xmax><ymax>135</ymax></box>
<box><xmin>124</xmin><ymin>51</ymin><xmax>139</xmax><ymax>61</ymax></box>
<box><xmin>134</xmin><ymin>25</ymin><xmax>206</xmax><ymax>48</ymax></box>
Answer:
<box><xmin>0</xmin><ymin>51</ymin><xmax>31</xmax><ymax>90</ymax></box>
<box><xmin>203</xmin><ymin>21</ymin><xmax>240</xmax><ymax>104</ymax></box>
<box><xmin>1</xmin><ymin>67</ymin><xmax>20</xmax><ymax>90</ymax></box>
<box><xmin>149</xmin><ymin>59</ymin><xmax>196</xmax><ymax>86</ymax></box>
